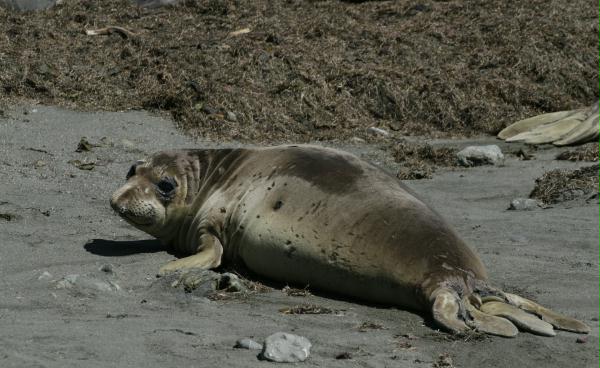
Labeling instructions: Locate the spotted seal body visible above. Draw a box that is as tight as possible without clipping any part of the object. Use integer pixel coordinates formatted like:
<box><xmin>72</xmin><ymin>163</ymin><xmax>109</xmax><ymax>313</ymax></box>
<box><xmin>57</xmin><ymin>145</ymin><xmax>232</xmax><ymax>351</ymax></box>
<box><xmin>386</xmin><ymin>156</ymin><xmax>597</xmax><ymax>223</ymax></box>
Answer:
<box><xmin>110</xmin><ymin>145</ymin><xmax>589</xmax><ymax>337</ymax></box>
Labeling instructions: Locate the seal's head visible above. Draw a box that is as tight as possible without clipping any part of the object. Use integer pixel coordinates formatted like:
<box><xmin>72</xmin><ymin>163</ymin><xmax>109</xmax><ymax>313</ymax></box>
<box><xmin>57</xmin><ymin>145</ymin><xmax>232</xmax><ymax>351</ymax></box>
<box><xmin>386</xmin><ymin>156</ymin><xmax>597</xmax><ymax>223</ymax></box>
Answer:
<box><xmin>110</xmin><ymin>151</ymin><xmax>189</xmax><ymax>237</ymax></box>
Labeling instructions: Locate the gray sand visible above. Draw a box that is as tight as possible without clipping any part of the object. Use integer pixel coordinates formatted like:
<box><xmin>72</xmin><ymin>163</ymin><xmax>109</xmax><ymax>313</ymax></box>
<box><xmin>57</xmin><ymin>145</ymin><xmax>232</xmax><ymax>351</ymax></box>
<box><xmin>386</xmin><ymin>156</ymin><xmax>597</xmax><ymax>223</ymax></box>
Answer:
<box><xmin>0</xmin><ymin>105</ymin><xmax>597</xmax><ymax>368</ymax></box>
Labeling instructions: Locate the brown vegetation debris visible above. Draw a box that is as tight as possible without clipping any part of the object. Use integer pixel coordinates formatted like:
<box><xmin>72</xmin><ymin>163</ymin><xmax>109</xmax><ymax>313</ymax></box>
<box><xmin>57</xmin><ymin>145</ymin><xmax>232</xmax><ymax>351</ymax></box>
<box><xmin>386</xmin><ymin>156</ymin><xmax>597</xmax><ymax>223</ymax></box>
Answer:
<box><xmin>0</xmin><ymin>0</ymin><xmax>597</xmax><ymax>143</ymax></box>
<box><xmin>282</xmin><ymin>285</ymin><xmax>311</xmax><ymax>297</ymax></box>
<box><xmin>335</xmin><ymin>352</ymin><xmax>352</xmax><ymax>360</ymax></box>
<box><xmin>392</xmin><ymin>140</ymin><xmax>458</xmax><ymax>180</ymax></box>
<box><xmin>510</xmin><ymin>147</ymin><xmax>536</xmax><ymax>161</ymax></box>
<box><xmin>279</xmin><ymin>304</ymin><xmax>339</xmax><ymax>315</ymax></box>
<box><xmin>555</xmin><ymin>143</ymin><xmax>599</xmax><ymax>162</ymax></box>
<box><xmin>433</xmin><ymin>352</ymin><xmax>454</xmax><ymax>368</ymax></box>
<box><xmin>530</xmin><ymin>164</ymin><xmax>599</xmax><ymax>204</ymax></box>
<box><xmin>357</xmin><ymin>321</ymin><xmax>387</xmax><ymax>332</ymax></box>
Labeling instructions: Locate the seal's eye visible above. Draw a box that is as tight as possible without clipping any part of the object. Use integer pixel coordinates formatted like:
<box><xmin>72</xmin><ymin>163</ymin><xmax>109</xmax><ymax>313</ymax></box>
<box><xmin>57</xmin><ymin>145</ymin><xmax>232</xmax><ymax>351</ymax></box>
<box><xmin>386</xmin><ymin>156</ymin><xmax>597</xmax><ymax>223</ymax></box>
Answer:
<box><xmin>126</xmin><ymin>165</ymin><xmax>136</xmax><ymax>180</ymax></box>
<box><xmin>156</xmin><ymin>177</ymin><xmax>178</xmax><ymax>196</ymax></box>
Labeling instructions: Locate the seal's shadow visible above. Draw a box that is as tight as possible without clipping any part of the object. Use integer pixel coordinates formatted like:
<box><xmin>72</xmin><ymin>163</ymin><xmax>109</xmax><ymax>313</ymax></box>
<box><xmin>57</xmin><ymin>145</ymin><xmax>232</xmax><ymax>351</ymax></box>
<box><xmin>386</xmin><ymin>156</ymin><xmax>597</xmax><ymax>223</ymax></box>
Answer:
<box><xmin>84</xmin><ymin>238</ymin><xmax>167</xmax><ymax>257</ymax></box>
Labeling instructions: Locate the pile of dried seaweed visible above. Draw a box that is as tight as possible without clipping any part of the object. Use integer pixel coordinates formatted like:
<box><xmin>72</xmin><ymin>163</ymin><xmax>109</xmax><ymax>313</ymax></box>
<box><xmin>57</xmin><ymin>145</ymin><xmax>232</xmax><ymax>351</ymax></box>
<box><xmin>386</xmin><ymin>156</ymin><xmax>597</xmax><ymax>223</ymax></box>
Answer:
<box><xmin>555</xmin><ymin>143</ymin><xmax>599</xmax><ymax>162</ymax></box>
<box><xmin>530</xmin><ymin>164</ymin><xmax>599</xmax><ymax>204</ymax></box>
<box><xmin>0</xmin><ymin>0</ymin><xmax>597</xmax><ymax>142</ymax></box>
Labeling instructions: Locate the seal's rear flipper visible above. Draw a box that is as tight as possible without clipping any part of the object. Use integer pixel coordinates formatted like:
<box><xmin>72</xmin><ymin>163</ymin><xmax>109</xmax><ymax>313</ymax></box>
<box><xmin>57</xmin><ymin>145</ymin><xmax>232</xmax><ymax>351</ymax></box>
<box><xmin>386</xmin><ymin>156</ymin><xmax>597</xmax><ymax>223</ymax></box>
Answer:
<box><xmin>431</xmin><ymin>288</ymin><xmax>519</xmax><ymax>337</ymax></box>
<box><xmin>480</xmin><ymin>301</ymin><xmax>555</xmax><ymax>336</ymax></box>
<box><xmin>497</xmin><ymin>109</ymin><xmax>579</xmax><ymax>140</ymax></box>
<box><xmin>431</xmin><ymin>288</ymin><xmax>469</xmax><ymax>333</ymax></box>
<box><xmin>464</xmin><ymin>300</ymin><xmax>519</xmax><ymax>337</ymax></box>
<box><xmin>504</xmin><ymin>113</ymin><xmax>586</xmax><ymax>144</ymax></box>
<box><xmin>553</xmin><ymin>111</ymin><xmax>599</xmax><ymax>146</ymax></box>
<box><xmin>498</xmin><ymin>101</ymin><xmax>599</xmax><ymax>146</ymax></box>
<box><xmin>505</xmin><ymin>293</ymin><xmax>590</xmax><ymax>334</ymax></box>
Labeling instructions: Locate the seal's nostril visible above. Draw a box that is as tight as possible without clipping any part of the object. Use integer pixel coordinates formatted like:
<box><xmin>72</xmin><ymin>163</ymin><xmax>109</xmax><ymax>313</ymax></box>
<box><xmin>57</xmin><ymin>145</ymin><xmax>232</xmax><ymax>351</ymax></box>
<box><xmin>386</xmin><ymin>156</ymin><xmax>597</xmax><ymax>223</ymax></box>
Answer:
<box><xmin>110</xmin><ymin>196</ymin><xmax>123</xmax><ymax>213</ymax></box>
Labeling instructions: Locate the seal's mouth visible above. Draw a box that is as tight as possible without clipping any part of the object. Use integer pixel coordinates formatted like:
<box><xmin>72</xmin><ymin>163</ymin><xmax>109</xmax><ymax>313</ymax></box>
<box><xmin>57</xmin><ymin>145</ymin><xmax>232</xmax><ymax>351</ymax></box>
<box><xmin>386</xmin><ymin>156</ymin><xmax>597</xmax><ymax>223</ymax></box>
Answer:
<box><xmin>121</xmin><ymin>214</ymin><xmax>155</xmax><ymax>227</ymax></box>
<box><xmin>110</xmin><ymin>200</ymin><xmax>156</xmax><ymax>227</ymax></box>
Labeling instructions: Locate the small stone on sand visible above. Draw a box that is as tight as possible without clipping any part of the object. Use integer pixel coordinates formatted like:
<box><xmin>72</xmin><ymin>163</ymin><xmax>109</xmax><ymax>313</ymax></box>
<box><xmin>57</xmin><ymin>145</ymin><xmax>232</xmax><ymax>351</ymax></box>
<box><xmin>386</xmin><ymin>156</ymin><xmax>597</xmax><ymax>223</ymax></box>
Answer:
<box><xmin>260</xmin><ymin>332</ymin><xmax>311</xmax><ymax>363</ymax></box>
<box><xmin>457</xmin><ymin>145</ymin><xmax>504</xmax><ymax>167</ymax></box>
<box><xmin>234</xmin><ymin>338</ymin><xmax>263</xmax><ymax>350</ymax></box>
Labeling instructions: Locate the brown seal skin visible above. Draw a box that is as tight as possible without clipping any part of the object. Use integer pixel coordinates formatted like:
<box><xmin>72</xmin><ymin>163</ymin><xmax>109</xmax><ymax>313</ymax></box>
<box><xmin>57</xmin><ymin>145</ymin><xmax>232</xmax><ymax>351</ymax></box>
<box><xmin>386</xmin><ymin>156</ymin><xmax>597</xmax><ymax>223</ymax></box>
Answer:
<box><xmin>110</xmin><ymin>145</ymin><xmax>589</xmax><ymax>337</ymax></box>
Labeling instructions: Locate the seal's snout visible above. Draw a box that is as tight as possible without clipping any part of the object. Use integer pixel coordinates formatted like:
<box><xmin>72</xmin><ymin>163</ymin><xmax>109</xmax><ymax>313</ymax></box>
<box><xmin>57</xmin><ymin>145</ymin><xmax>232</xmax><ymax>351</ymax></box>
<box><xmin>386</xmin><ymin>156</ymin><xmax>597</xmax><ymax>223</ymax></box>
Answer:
<box><xmin>110</xmin><ymin>181</ymin><xmax>165</xmax><ymax>229</ymax></box>
<box><xmin>109</xmin><ymin>184</ymin><xmax>136</xmax><ymax>219</ymax></box>
<box><xmin>110</xmin><ymin>189</ymin><xmax>128</xmax><ymax>215</ymax></box>
<box><xmin>109</xmin><ymin>195</ymin><xmax>121</xmax><ymax>213</ymax></box>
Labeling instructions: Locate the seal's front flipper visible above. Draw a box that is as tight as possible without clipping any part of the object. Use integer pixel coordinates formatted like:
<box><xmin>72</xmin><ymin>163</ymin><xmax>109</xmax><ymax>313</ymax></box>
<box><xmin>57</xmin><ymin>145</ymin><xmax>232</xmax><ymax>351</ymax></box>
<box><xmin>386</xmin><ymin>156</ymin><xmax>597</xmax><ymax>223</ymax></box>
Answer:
<box><xmin>158</xmin><ymin>235</ymin><xmax>223</xmax><ymax>276</ymax></box>
<box><xmin>480</xmin><ymin>301</ymin><xmax>555</xmax><ymax>336</ymax></box>
<box><xmin>505</xmin><ymin>293</ymin><xmax>590</xmax><ymax>334</ymax></box>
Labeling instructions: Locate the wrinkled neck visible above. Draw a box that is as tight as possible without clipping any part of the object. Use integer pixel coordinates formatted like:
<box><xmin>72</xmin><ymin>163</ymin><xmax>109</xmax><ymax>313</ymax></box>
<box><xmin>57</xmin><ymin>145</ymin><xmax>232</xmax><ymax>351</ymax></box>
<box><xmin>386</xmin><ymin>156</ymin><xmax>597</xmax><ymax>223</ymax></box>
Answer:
<box><xmin>183</xmin><ymin>149</ymin><xmax>243</xmax><ymax>204</ymax></box>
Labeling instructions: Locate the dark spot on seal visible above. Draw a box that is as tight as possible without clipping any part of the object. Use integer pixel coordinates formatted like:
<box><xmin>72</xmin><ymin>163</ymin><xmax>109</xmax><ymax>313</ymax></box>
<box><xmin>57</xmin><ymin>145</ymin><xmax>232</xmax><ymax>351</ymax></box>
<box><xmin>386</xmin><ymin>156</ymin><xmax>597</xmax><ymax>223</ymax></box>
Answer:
<box><xmin>273</xmin><ymin>200</ymin><xmax>283</xmax><ymax>210</ymax></box>
<box><xmin>285</xmin><ymin>240</ymin><xmax>292</xmax><ymax>245</ymax></box>
<box><xmin>220</xmin><ymin>207</ymin><xmax>226</xmax><ymax>213</ymax></box>
<box><xmin>256</xmin><ymin>215</ymin><xmax>260</xmax><ymax>218</ymax></box>
<box><xmin>126</xmin><ymin>164</ymin><xmax>137</xmax><ymax>180</ymax></box>
<box><xmin>285</xmin><ymin>246</ymin><xmax>297</xmax><ymax>258</ymax></box>
<box><xmin>281</xmin><ymin>147</ymin><xmax>364</xmax><ymax>194</ymax></box>
<box><xmin>311</xmin><ymin>201</ymin><xmax>322</xmax><ymax>214</ymax></box>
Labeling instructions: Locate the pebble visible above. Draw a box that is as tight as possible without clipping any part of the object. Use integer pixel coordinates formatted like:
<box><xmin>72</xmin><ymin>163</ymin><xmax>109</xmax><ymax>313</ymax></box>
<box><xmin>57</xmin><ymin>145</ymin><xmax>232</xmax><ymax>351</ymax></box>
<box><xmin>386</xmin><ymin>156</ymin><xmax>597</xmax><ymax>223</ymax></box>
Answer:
<box><xmin>456</xmin><ymin>145</ymin><xmax>504</xmax><ymax>167</ymax></box>
<box><xmin>55</xmin><ymin>274</ymin><xmax>121</xmax><ymax>292</ymax></box>
<box><xmin>508</xmin><ymin>198</ymin><xmax>540</xmax><ymax>211</ymax></box>
<box><xmin>350</xmin><ymin>137</ymin><xmax>365</xmax><ymax>143</ymax></box>
<box><xmin>260</xmin><ymin>332</ymin><xmax>311</xmax><ymax>363</ymax></box>
<box><xmin>217</xmin><ymin>273</ymin><xmax>246</xmax><ymax>292</ymax></box>
<box><xmin>576</xmin><ymin>336</ymin><xmax>587</xmax><ymax>344</ymax></box>
<box><xmin>234</xmin><ymin>338</ymin><xmax>263</xmax><ymax>350</ymax></box>
<box><xmin>226</xmin><ymin>111</ymin><xmax>238</xmax><ymax>122</ymax></box>
<box><xmin>367</xmin><ymin>127</ymin><xmax>389</xmax><ymax>137</ymax></box>
<box><xmin>38</xmin><ymin>271</ymin><xmax>53</xmax><ymax>281</ymax></box>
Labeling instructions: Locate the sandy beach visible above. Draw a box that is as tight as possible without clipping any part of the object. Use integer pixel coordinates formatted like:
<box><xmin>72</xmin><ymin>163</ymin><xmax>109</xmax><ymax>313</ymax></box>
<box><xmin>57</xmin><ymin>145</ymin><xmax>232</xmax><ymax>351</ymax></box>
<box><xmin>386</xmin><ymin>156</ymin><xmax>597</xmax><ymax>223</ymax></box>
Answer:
<box><xmin>0</xmin><ymin>104</ymin><xmax>597</xmax><ymax>368</ymax></box>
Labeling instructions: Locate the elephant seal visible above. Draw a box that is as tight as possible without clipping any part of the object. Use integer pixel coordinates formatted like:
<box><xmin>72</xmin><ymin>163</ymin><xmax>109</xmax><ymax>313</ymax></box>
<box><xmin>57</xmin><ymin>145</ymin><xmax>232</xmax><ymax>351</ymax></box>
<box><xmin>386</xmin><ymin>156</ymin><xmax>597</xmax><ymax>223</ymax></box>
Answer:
<box><xmin>110</xmin><ymin>145</ymin><xmax>589</xmax><ymax>337</ymax></box>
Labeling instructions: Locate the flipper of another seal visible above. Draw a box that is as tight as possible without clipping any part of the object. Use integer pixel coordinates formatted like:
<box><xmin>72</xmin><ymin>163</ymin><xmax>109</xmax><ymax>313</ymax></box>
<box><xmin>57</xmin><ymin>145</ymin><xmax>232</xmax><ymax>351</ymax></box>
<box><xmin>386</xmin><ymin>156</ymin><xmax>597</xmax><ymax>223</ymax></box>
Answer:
<box><xmin>498</xmin><ymin>101</ymin><xmax>599</xmax><ymax>146</ymax></box>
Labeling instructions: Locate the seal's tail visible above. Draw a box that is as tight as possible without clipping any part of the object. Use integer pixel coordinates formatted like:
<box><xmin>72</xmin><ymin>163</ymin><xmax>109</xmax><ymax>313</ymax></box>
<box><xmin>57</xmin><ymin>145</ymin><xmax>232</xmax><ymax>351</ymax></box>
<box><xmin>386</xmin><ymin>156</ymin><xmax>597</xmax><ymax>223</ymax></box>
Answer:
<box><xmin>431</xmin><ymin>287</ymin><xmax>590</xmax><ymax>337</ymax></box>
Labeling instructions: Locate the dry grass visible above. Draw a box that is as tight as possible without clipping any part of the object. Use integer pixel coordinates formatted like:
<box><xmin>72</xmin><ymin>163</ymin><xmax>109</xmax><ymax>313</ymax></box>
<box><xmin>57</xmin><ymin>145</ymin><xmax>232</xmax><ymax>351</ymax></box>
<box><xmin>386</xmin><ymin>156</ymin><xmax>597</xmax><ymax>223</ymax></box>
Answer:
<box><xmin>530</xmin><ymin>164</ymin><xmax>599</xmax><ymax>204</ymax></box>
<box><xmin>556</xmin><ymin>143</ymin><xmax>599</xmax><ymax>162</ymax></box>
<box><xmin>0</xmin><ymin>0</ymin><xmax>597</xmax><ymax>142</ymax></box>
<box><xmin>279</xmin><ymin>304</ymin><xmax>339</xmax><ymax>315</ymax></box>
